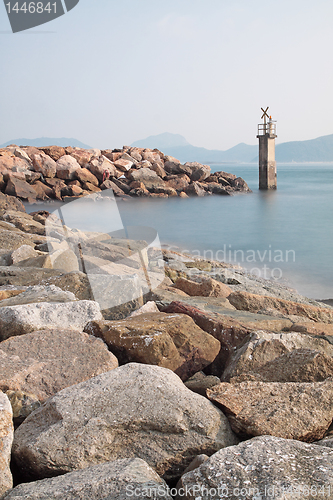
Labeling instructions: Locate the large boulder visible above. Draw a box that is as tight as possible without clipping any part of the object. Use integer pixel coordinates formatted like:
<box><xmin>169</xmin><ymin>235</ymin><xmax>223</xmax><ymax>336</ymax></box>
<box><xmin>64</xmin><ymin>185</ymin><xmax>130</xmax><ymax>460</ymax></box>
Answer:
<box><xmin>228</xmin><ymin>291</ymin><xmax>333</xmax><ymax>323</ymax></box>
<box><xmin>0</xmin><ymin>268</ymin><xmax>93</xmax><ymax>300</ymax></box>
<box><xmin>176</xmin><ymin>436</ymin><xmax>333</xmax><ymax>500</ymax></box>
<box><xmin>30</xmin><ymin>152</ymin><xmax>57</xmax><ymax>178</ymax></box>
<box><xmin>2</xmin><ymin>459</ymin><xmax>172</xmax><ymax>500</ymax></box>
<box><xmin>162</xmin><ymin>301</ymin><xmax>251</xmax><ymax>373</ymax></box>
<box><xmin>87</xmin><ymin>156</ymin><xmax>117</xmax><ymax>181</ymax></box>
<box><xmin>38</xmin><ymin>146</ymin><xmax>65</xmax><ymax>161</ymax></box>
<box><xmin>0</xmin><ymin>229</ymin><xmax>38</xmax><ymax>252</ymax></box>
<box><xmin>0</xmin><ymin>300</ymin><xmax>103</xmax><ymax>341</ymax></box>
<box><xmin>0</xmin><ymin>285</ymin><xmax>76</xmax><ymax>307</ymax></box>
<box><xmin>84</xmin><ymin>312</ymin><xmax>221</xmax><ymax>381</ymax></box>
<box><xmin>127</xmin><ymin>168</ymin><xmax>166</xmax><ymax>192</ymax></box>
<box><xmin>207</xmin><ymin>378</ymin><xmax>333</xmax><ymax>442</ymax></box>
<box><xmin>12</xmin><ymin>363</ymin><xmax>238</xmax><ymax>481</ymax></box>
<box><xmin>55</xmin><ymin>155</ymin><xmax>81</xmax><ymax>180</ymax></box>
<box><xmin>75</xmin><ymin>167</ymin><xmax>99</xmax><ymax>186</ymax></box>
<box><xmin>0</xmin><ymin>328</ymin><xmax>118</xmax><ymax>407</ymax></box>
<box><xmin>5</xmin><ymin>177</ymin><xmax>38</xmax><ymax>202</ymax></box>
<box><xmin>223</xmin><ymin>330</ymin><xmax>333</xmax><ymax>382</ymax></box>
<box><xmin>183</xmin><ymin>162</ymin><xmax>211</xmax><ymax>182</ymax></box>
<box><xmin>0</xmin><ymin>392</ymin><xmax>13</xmax><ymax>498</ymax></box>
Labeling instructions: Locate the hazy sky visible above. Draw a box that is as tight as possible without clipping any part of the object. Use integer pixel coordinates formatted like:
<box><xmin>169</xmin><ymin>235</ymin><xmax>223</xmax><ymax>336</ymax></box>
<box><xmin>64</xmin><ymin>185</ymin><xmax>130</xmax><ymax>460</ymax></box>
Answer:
<box><xmin>1</xmin><ymin>0</ymin><xmax>332</xmax><ymax>150</ymax></box>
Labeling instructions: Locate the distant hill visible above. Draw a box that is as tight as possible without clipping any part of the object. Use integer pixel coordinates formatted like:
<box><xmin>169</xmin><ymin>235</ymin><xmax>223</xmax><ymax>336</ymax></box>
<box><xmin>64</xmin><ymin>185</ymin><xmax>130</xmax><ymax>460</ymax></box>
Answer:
<box><xmin>131</xmin><ymin>133</ymin><xmax>257</xmax><ymax>163</ymax></box>
<box><xmin>275</xmin><ymin>134</ymin><xmax>333</xmax><ymax>162</ymax></box>
<box><xmin>132</xmin><ymin>132</ymin><xmax>333</xmax><ymax>163</ymax></box>
<box><xmin>0</xmin><ymin>137</ymin><xmax>91</xmax><ymax>149</ymax></box>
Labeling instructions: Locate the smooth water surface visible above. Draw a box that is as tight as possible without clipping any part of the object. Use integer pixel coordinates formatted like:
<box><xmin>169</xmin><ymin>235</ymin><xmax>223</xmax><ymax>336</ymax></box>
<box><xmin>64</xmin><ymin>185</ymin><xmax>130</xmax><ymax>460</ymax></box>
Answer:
<box><xmin>117</xmin><ymin>163</ymin><xmax>333</xmax><ymax>299</ymax></box>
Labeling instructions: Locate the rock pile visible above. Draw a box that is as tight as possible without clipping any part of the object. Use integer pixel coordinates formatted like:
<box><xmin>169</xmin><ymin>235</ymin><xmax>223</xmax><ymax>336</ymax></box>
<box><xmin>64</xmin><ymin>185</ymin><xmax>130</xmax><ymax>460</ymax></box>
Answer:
<box><xmin>0</xmin><ymin>186</ymin><xmax>332</xmax><ymax>498</ymax></box>
<box><xmin>0</xmin><ymin>145</ymin><xmax>251</xmax><ymax>202</ymax></box>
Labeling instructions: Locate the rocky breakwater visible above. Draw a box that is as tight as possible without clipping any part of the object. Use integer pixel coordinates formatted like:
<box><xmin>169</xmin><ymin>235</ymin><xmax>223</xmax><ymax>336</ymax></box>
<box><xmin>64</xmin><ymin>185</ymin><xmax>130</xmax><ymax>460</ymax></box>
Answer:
<box><xmin>0</xmin><ymin>144</ymin><xmax>251</xmax><ymax>202</ymax></box>
<box><xmin>1</xmin><ymin>197</ymin><xmax>333</xmax><ymax>499</ymax></box>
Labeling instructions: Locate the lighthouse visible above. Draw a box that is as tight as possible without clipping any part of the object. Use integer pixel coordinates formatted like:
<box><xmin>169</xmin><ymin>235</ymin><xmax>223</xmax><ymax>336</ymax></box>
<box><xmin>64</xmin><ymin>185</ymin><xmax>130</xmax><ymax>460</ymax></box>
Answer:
<box><xmin>257</xmin><ymin>107</ymin><xmax>277</xmax><ymax>190</ymax></box>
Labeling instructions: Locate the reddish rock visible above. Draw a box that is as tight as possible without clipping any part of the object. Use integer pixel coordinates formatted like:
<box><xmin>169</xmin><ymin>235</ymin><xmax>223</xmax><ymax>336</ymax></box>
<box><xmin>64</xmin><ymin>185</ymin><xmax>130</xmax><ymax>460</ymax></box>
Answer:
<box><xmin>31</xmin><ymin>181</ymin><xmax>54</xmax><ymax>200</ymax></box>
<box><xmin>0</xmin><ymin>192</ymin><xmax>26</xmax><ymax>214</ymax></box>
<box><xmin>101</xmin><ymin>151</ymin><xmax>123</xmax><ymax>162</ymax></box>
<box><xmin>38</xmin><ymin>146</ymin><xmax>65</xmax><ymax>161</ymax></box>
<box><xmin>45</xmin><ymin>177</ymin><xmax>67</xmax><ymax>189</ymax></box>
<box><xmin>85</xmin><ymin>312</ymin><xmax>221</xmax><ymax>381</ymax></box>
<box><xmin>56</xmin><ymin>155</ymin><xmax>81</xmax><ymax>180</ymax></box>
<box><xmin>5</xmin><ymin>177</ymin><xmax>38</xmax><ymax>202</ymax></box>
<box><xmin>128</xmin><ymin>148</ymin><xmax>143</xmax><ymax>161</ymax></box>
<box><xmin>0</xmin><ymin>328</ymin><xmax>118</xmax><ymax>404</ymax></box>
<box><xmin>150</xmin><ymin>163</ymin><xmax>167</xmax><ymax>178</ymax></box>
<box><xmin>185</xmin><ymin>182</ymin><xmax>206</xmax><ymax>197</ymax></box>
<box><xmin>173</xmin><ymin>277</ymin><xmax>232</xmax><ymax>298</ymax></box>
<box><xmin>166</xmin><ymin>174</ymin><xmax>191</xmax><ymax>192</ymax></box>
<box><xmin>207</xmin><ymin>379</ymin><xmax>333</xmax><ymax>442</ymax></box>
<box><xmin>68</xmin><ymin>148</ymin><xmax>95</xmax><ymax>167</ymax></box>
<box><xmin>20</xmin><ymin>146</ymin><xmax>40</xmax><ymax>159</ymax></box>
<box><xmin>100</xmin><ymin>180</ymin><xmax>125</xmax><ymax>196</ymax></box>
<box><xmin>0</xmin><ymin>156</ymin><xmax>31</xmax><ymax>173</ymax></box>
<box><xmin>87</xmin><ymin>156</ymin><xmax>117</xmax><ymax>181</ymax></box>
<box><xmin>82</xmin><ymin>182</ymin><xmax>101</xmax><ymax>193</ymax></box>
<box><xmin>111</xmin><ymin>178</ymin><xmax>131</xmax><ymax>194</ymax></box>
<box><xmin>30</xmin><ymin>152</ymin><xmax>57</xmax><ymax>178</ymax></box>
<box><xmin>113</xmin><ymin>159</ymin><xmax>134</xmax><ymax>172</ymax></box>
<box><xmin>142</xmin><ymin>150</ymin><xmax>162</xmax><ymax>163</ymax></box>
<box><xmin>162</xmin><ymin>301</ymin><xmax>250</xmax><ymax>373</ymax></box>
<box><xmin>75</xmin><ymin>168</ymin><xmax>99</xmax><ymax>186</ymax></box>
<box><xmin>228</xmin><ymin>291</ymin><xmax>333</xmax><ymax>323</ymax></box>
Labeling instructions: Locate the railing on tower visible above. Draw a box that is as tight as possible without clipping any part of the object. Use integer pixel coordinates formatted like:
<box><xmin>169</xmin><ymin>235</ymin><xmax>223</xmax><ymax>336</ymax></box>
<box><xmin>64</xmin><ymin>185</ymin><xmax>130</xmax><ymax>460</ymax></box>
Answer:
<box><xmin>257</xmin><ymin>121</ymin><xmax>277</xmax><ymax>136</ymax></box>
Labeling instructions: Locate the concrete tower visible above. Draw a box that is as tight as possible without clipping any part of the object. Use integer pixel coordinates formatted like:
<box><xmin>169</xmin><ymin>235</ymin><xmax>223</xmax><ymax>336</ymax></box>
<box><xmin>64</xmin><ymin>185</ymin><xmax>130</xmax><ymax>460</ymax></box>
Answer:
<box><xmin>257</xmin><ymin>107</ymin><xmax>277</xmax><ymax>190</ymax></box>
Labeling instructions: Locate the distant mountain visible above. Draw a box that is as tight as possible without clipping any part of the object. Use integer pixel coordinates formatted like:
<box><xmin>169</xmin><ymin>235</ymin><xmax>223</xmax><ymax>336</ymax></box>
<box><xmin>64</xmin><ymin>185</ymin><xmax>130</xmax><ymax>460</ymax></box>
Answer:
<box><xmin>275</xmin><ymin>134</ymin><xmax>333</xmax><ymax>162</ymax></box>
<box><xmin>131</xmin><ymin>132</ymin><xmax>190</xmax><ymax>149</ymax></box>
<box><xmin>0</xmin><ymin>137</ymin><xmax>91</xmax><ymax>149</ymax></box>
<box><xmin>131</xmin><ymin>133</ymin><xmax>257</xmax><ymax>163</ymax></box>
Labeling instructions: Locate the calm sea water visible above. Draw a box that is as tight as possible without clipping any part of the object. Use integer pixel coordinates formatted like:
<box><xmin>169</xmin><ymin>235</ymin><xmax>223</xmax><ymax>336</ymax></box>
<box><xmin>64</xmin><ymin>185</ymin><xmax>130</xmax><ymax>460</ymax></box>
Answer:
<box><xmin>27</xmin><ymin>163</ymin><xmax>333</xmax><ymax>300</ymax></box>
<box><xmin>116</xmin><ymin>163</ymin><xmax>333</xmax><ymax>300</ymax></box>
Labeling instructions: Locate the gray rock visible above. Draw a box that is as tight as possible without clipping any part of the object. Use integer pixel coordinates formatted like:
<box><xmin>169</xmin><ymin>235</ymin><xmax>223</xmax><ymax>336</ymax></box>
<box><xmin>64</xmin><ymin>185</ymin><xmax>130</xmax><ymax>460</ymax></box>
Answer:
<box><xmin>222</xmin><ymin>330</ymin><xmax>333</xmax><ymax>382</ymax></box>
<box><xmin>314</xmin><ymin>436</ymin><xmax>333</xmax><ymax>448</ymax></box>
<box><xmin>0</xmin><ymin>229</ymin><xmax>37</xmax><ymax>251</ymax></box>
<box><xmin>0</xmin><ymin>392</ymin><xmax>13</xmax><ymax>497</ymax></box>
<box><xmin>0</xmin><ymin>328</ymin><xmax>118</xmax><ymax>409</ymax></box>
<box><xmin>12</xmin><ymin>363</ymin><xmax>238</xmax><ymax>481</ymax></box>
<box><xmin>185</xmin><ymin>372</ymin><xmax>221</xmax><ymax>397</ymax></box>
<box><xmin>0</xmin><ymin>300</ymin><xmax>103</xmax><ymax>340</ymax></box>
<box><xmin>0</xmin><ymin>285</ymin><xmax>76</xmax><ymax>307</ymax></box>
<box><xmin>0</xmin><ymin>268</ymin><xmax>93</xmax><ymax>300</ymax></box>
<box><xmin>177</xmin><ymin>435</ymin><xmax>333</xmax><ymax>499</ymax></box>
<box><xmin>10</xmin><ymin>245</ymin><xmax>39</xmax><ymax>264</ymax></box>
<box><xmin>2</xmin><ymin>459</ymin><xmax>172</xmax><ymax>500</ymax></box>
<box><xmin>127</xmin><ymin>168</ymin><xmax>166</xmax><ymax>191</ymax></box>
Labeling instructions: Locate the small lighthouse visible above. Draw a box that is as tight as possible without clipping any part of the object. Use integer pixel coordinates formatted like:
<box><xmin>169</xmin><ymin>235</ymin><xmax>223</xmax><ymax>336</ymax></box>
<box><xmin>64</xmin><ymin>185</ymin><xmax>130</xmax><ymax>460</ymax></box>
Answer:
<box><xmin>257</xmin><ymin>107</ymin><xmax>277</xmax><ymax>190</ymax></box>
